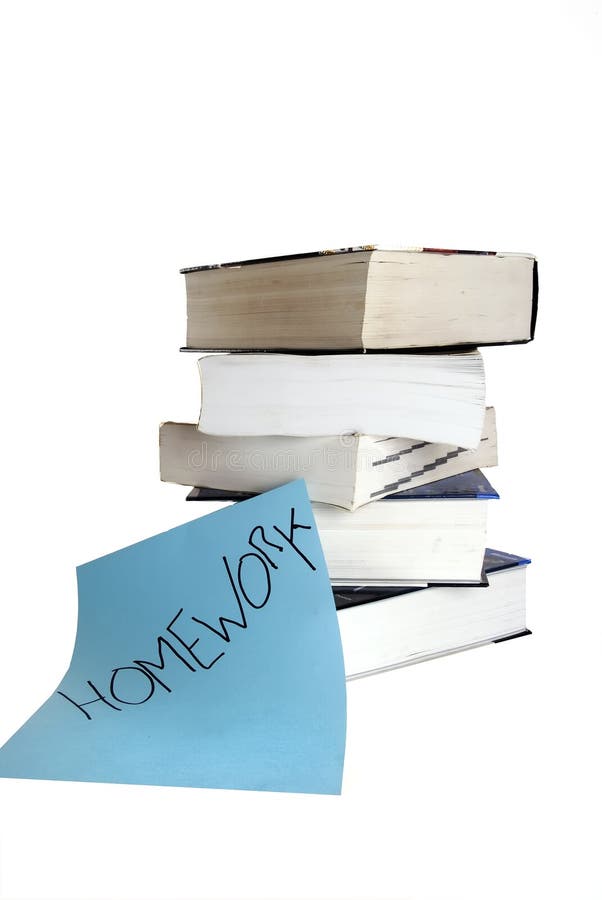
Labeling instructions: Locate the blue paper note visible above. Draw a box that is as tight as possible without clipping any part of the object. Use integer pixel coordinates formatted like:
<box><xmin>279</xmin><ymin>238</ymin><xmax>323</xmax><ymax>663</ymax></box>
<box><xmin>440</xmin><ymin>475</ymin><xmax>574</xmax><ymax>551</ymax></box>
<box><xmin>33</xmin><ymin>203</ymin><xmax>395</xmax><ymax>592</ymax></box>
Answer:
<box><xmin>0</xmin><ymin>481</ymin><xmax>347</xmax><ymax>794</ymax></box>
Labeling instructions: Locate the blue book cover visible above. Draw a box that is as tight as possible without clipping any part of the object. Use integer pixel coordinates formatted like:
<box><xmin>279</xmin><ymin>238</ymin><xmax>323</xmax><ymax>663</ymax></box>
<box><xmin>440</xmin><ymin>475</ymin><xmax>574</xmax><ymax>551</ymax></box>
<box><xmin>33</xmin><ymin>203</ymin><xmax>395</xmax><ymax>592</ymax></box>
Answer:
<box><xmin>381</xmin><ymin>469</ymin><xmax>498</xmax><ymax>500</ymax></box>
<box><xmin>186</xmin><ymin>469</ymin><xmax>498</xmax><ymax>503</ymax></box>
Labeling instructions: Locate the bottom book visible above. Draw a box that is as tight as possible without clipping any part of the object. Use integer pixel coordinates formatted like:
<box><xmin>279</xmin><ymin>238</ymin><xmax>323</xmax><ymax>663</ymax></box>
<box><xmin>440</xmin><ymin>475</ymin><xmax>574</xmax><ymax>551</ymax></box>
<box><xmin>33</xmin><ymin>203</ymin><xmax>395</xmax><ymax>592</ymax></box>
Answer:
<box><xmin>338</xmin><ymin>549</ymin><xmax>530</xmax><ymax>679</ymax></box>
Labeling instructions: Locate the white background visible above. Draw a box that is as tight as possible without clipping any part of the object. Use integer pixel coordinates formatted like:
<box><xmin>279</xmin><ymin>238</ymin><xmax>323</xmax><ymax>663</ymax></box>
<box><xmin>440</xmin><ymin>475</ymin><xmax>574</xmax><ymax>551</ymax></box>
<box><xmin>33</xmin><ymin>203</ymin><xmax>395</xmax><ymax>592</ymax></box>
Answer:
<box><xmin>0</xmin><ymin>2</ymin><xmax>600</xmax><ymax>899</ymax></box>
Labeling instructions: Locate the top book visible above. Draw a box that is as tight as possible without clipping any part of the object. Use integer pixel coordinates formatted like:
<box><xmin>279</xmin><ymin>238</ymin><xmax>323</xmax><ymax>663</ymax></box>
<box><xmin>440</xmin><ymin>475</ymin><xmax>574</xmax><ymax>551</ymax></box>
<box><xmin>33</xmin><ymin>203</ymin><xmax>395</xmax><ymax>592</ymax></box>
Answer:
<box><xmin>181</xmin><ymin>245</ymin><xmax>537</xmax><ymax>352</ymax></box>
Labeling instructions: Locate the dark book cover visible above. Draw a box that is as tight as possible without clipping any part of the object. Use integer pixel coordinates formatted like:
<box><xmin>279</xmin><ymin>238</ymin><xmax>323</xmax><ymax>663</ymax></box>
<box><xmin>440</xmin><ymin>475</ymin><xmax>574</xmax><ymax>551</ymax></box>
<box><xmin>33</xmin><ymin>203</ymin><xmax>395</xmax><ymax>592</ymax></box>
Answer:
<box><xmin>182</xmin><ymin>245</ymin><xmax>509</xmax><ymax>274</ymax></box>
<box><xmin>381</xmin><ymin>469</ymin><xmax>498</xmax><ymax>500</ymax></box>
<box><xmin>185</xmin><ymin>469</ymin><xmax>498</xmax><ymax>504</ymax></box>
<box><xmin>333</xmin><ymin>548</ymin><xmax>531</xmax><ymax>611</ymax></box>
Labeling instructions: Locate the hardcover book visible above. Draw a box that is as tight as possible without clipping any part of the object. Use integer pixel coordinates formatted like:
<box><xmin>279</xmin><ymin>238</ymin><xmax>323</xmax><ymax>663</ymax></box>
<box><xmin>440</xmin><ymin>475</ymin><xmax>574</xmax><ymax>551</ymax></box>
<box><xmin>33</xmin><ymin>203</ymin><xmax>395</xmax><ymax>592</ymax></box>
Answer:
<box><xmin>186</xmin><ymin>470</ymin><xmax>498</xmax><ymax>586</ymax></box>
<box><xmin>182</xmin><ymin>246</ymin><xmax>537</xmax><ymax>351</ymax></box>
<box><xmin>338</xmin><ymin>548</ymin><xmax>531</xmax><ymax>679</ymax></box>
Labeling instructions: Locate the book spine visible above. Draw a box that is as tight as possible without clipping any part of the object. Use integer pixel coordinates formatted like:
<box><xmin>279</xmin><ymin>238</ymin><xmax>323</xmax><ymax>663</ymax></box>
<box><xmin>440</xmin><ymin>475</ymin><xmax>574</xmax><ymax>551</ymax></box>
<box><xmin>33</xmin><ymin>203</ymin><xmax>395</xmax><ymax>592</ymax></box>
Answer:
<box><xmin>530</xmin><ymin>259</ymin><xmax>539</xmax><ymax>340</ymax></box>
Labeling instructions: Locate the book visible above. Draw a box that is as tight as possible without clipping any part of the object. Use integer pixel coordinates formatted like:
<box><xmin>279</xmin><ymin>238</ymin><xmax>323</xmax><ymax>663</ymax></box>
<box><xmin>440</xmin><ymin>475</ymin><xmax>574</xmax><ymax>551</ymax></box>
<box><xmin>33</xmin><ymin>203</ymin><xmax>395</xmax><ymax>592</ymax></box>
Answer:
<box><xmin>186</xmin><ymin>470</ymin><xmax>497</xmax><ymax>586</ymax></box>
<box><xmin>181</xmin><ymin>246</ymin><xmax>537</xmax><ymax>351</ymax></box>
<box><xmin>338</xmin><ymin>548</ymin><xmax>530</xmax><ymax>679</ymax></box>
<box><xmin>160</xmin><ymin>407</ymin><xmax>497</xmax><ymax>510</ymax></box>
<box><xmin>196</xmin><ymin>350</ymin><xmax>486</xmax><ymax>448</ymax></box>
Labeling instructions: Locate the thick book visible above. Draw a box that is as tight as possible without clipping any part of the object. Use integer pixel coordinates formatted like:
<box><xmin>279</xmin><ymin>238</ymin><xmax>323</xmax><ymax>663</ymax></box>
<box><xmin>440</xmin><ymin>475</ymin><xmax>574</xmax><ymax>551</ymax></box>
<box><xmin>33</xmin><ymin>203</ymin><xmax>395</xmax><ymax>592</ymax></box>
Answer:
<box><xmin>186</xmin><ymin>470</ymin><xmax>497</xmax><ymax>586</ymax></box>
<box><xmin>165</xmin><ymin>408</ymin><xmax>497</xmax><ymax>509</ymax></box>
<box><xmin>181</xmin><ymin>245</ymin><xmax>537</xmax><ymax>351</ymax></box>
<box><xmin>196</xmin><ymin>350</ymin><xmax>486</xmax><ymax>448</ymax></box>
<box><xmin>338</xmin><ymin>548</ymin><xmax>531</xmax><ymax>679</ymax></box>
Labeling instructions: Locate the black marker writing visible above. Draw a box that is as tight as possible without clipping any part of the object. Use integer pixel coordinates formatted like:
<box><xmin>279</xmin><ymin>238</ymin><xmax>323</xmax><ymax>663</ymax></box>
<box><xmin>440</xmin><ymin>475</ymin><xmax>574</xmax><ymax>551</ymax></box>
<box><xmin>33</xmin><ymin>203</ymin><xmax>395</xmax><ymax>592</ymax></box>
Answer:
<box><xmin>273</xmin><ymin>507</ymin><xmax>316</xmax><ymax>571</ymax></box>
<box><xmin>58</xmin><ymin>507</ymin><xmax>315</xmax><ymax>720</ymax></box>
<box><xmin>134</xmin><ymin>635</ymin><xmax>197</xmax><ymax>692</ymax></box>
<box><xmin>57</xmin><ymin>681</ymin><xmax>122</xmax><ymax>720</ymax></box>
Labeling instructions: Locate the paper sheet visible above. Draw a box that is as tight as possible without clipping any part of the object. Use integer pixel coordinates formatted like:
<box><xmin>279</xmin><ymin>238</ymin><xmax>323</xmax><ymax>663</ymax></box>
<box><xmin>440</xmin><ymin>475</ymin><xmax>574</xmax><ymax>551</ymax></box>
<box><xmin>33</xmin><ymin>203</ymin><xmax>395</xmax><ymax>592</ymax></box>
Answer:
<box><xmin>0</xmin><ymin>481</ymin><xmax>346</xmax><ymax>794</ymax></box>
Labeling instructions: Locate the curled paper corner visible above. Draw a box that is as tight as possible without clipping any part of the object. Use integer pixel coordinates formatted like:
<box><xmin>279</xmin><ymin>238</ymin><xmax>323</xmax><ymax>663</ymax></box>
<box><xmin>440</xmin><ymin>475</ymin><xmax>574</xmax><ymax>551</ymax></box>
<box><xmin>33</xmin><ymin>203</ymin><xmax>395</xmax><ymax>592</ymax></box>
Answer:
<box><xmin>0</xmin><ymin>480</ymin><xmax>347</xmax><ymax>795</ymax></box>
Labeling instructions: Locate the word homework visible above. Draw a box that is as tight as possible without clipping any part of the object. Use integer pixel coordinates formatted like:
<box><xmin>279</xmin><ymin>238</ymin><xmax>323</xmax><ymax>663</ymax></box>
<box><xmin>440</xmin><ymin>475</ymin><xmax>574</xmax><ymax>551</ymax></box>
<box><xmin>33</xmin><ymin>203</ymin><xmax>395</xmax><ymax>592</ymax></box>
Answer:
<box><xmin>0</xmin><ymin>481</ymin><xmax>347</xmax><ymax>794</ymax></box>
<box><xmin>58</xmin><ymin>507</ymin><xmax>320</xmax><ymax>719</ymax></box>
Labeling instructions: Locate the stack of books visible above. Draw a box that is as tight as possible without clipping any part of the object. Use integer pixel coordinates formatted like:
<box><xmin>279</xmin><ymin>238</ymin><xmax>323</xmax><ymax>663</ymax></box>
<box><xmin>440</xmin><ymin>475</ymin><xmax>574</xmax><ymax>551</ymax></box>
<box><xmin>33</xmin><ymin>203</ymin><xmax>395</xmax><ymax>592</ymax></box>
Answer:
<box><xmin>160</xmin><ymin>245</ymin><xmax>536</xmax><ymax>678</ymax></box>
